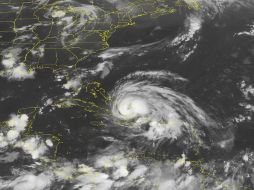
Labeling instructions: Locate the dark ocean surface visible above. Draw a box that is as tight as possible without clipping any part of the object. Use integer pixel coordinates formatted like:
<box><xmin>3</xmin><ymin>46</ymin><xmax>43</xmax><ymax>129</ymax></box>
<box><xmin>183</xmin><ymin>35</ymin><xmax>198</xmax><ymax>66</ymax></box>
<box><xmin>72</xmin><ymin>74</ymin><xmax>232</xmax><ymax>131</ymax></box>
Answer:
<box><xmin>0</xmin><ymin>0</ymin><xmax>254</xmax><ymax>189</ymax></box>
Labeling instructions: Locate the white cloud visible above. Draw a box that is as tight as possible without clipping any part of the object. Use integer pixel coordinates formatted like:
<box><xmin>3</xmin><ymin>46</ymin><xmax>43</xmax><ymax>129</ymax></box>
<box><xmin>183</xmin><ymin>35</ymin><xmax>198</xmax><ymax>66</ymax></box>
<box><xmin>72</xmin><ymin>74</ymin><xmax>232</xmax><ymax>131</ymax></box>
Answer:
<box><xmin>6</xmin><ymin>130</ymin><xmax>20</xmax><ymax>142</ymax></box>
<box><xmin>45</xmin><ymin>139</ymin><xmax>53</xmax><ymax>147</ymax></box>
<box><xmin>0</xmin><ymin>151</ymin><xmax>19</xmax><ymax>163</ymax></box>
<box><xmin>128</xmin><ymin>165</ymin><xmax>148</xmax><ymax>180</ymax></box>
<box><xmin>5</xmin><ymin>173</ymin><xmax>52</xmax><ymax>190</ymax></box>
<box><xmin>98</xmin><ymin>47</ymin><xmax>128</xmax><ymax>60</ymax></box>
<box><xmin>75</xmin><ymin>172</ymin><xmax>113</xmax><ymax>190</ymax></box>
<box><xmin>0</xmin><ymin>133</ymin><xmax>8</xmax><ymax>149</ymax></box>
<box><xmin>240</xmin><ymin>80</ymin><xmax>254</xmax><ymax>100</ymax></box>
<box><xmin>95</xmin><ymin>61</ymin><xmax>113</xmax><ymax>79</ymax></box>
<box><xmin>1</xmin><ymin>48</ymin><xmax>35</xmax><ymax>80</ymax></box>
<box><xmin>7</xmin><ymin>63</ymin><xmax>35</xmax><ymax>80</ymax></box>
<box><xmin>15</xmin><ymin>136</ymin><xmax>48</xmax><ymax>159</ymax></box>
<box><xmin>1</xmin><ymin>48</ymin><xmax>22</xmax><ymax>69</ymax></box>
<box><xmin>8</xmin><ymin>114</ymin><xmax>29</xmax><ymax>132</ymax></box>
<box><xmin>52</xmin><ymin>10</ymin><xmax>66</xmax><ymax>18</ymax></box>
<box><xmin>63</xmin><ymin>78</ymin><xmax>81</xmax><ymax>90</ymax></box>
<box><xmin>54</xmin><ymin>162</ymin><xmax>75</xmax><ymax>180</ymax></box>
<box><xmin>0</xmin><ymin>114</ymin><xmax>29</xmax><ymax>149</ymax></box>
<box><xmin>237</xmin><ymin>23</ymin><xmax>254</xmax><ymax>37</ymax></box>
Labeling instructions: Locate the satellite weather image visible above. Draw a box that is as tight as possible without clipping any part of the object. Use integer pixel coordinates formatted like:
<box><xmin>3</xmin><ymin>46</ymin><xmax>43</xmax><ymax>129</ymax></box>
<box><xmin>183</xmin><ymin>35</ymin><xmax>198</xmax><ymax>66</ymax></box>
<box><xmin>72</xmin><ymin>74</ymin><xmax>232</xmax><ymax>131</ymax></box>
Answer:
<box><xmin>0</xmin><ymin>0</ymin><xmax>254</xmax><ymax>189</ymax></box>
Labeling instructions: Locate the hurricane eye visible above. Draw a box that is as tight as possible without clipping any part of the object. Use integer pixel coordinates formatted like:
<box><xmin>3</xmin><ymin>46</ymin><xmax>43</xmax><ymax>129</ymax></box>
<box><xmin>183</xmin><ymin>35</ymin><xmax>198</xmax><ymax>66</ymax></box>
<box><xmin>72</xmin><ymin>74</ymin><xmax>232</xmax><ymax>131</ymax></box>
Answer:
<box><xmin>140</xmin><ymin>123</ymin><xmax>150</xmax><ymax>131</ymax></box>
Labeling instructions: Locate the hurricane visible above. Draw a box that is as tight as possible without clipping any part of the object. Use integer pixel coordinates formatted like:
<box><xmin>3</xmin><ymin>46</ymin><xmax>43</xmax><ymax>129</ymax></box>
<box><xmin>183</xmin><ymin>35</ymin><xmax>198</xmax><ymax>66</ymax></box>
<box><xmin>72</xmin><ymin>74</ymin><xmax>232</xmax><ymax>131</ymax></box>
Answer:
<box><xmin>108</xmin><ymin>71</ymin><xmax>232</xmax><ymax>157</ymax></box>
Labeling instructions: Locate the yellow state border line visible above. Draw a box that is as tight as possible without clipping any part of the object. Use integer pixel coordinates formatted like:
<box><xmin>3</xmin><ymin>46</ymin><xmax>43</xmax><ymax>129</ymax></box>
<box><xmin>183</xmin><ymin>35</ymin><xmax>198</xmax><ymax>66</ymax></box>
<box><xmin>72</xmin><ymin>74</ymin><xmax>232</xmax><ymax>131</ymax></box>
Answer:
<box><xmin>0</xmin><ymin>2</ymin><xmax>34</xmax><ymax>5</ymax></box>
<box><xmin>0</xmin><ymin>42</ymin><xmax>102</xmax><ymax>44</ymax></box>
<box><xmin>0</xmin><ymin>18</ymin><xmax>38</xmax><ymax>22</ymax></box>
<box><xmin>0</xmin><ymin>21</ymin><xmax>14</xmax><ymax>23</ymax></box>
<box><xmin>43</xmin><ymin>47</ymin><xmax>83</xmax><ymax>50</ymax></box>
<box><xmin>0</xmin><ymin>11</ymin><xmax>18</xmax><ymax>14</ymax></box>
<box><xmin>0</xmin><ymin>31</ymin><xmax>15</xmax><ymax>32</ymax></box>
<box><xmin>0</xmin><ymin>20</ymin><xmax>129</xmax><ymax>23</ymax></box>
<box><xmin>0</xmin><ymin>0</ymin><xmax>200</xmax><ymax>67</ymax></box>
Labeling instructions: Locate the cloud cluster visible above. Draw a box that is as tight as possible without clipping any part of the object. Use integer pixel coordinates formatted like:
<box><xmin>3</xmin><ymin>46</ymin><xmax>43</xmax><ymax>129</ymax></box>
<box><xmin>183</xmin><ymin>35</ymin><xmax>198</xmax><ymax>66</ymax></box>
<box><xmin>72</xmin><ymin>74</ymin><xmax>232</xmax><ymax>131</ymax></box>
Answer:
<box><xmin>1</xmin><ymin>172</ymin><xmax>53</xmax><ymax>190</ymax></box>
<box><xmin>1</xmin><ymin>48</ymin><xmax>35</xmax><ymax>81</ymax></box>
<box><xmin>0</xmin><ymin>114</ymin><xmax>52</xmax><ymax>160</ymax></box>
<box><xmin>0</xmin><ymin>114</ymin><xmax>29</xmax><ymax>149</ymax></box>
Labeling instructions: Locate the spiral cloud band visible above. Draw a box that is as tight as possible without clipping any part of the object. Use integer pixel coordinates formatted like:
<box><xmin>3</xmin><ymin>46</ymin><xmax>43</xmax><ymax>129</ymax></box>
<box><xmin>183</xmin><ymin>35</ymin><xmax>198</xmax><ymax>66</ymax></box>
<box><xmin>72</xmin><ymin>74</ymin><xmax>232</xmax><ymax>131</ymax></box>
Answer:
<box><xmin>110</xmin><ymin>71</ymin><xmax>232</xmax><ymax>155</ymax></box>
